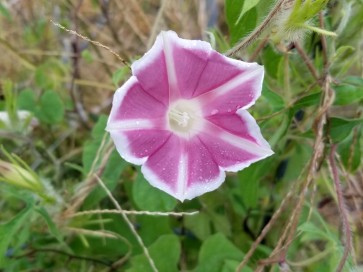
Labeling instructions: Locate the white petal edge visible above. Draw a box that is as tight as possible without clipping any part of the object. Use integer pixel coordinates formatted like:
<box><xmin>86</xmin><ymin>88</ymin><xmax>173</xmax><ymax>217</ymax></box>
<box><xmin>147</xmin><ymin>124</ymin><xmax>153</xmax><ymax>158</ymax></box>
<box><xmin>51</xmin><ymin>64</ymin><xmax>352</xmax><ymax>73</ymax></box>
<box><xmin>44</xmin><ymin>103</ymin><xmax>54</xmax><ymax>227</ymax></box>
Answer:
<box><xmin>106</xmin><ymin>76</ymin><xmax>138</xmax><ymax>129</ymax></box>
<box><xmin>131</xmin><ymin>33</ymin><xmax>164</xmax><ymax>75</ymax></box>
<box><xmin>181</xmin><ymin>169</ymin><xmax>226</xmax><ymax>201</ymax></box>
<box><xmin>108</xmin><ymin>130</ymin><xmax>148</xmax><ymax>165</ymax></box>
<box><xmin>141</xmin><ymin>154</ymin><xmax>227</xmax><ymax>202</ymax></box>
<box><xmin>236</xmin><ymin>109</ymin><xmax>272</xmax><ymax>150</ymax></box>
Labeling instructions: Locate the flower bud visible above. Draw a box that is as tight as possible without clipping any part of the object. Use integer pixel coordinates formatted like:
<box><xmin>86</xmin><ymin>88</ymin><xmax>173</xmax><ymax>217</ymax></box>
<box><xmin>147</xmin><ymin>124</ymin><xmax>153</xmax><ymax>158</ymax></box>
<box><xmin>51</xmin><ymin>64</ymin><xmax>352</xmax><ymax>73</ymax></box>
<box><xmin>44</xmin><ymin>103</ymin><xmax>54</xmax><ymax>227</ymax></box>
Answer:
<box><xmin>0</xmin><ymin>160</ymin><xmax>43</xmax><ymax>192</ymax></box>
<box><xmin>270</xmin><ymin>0</ymin><xmax>335</xmax><ymax>49</ymax></box>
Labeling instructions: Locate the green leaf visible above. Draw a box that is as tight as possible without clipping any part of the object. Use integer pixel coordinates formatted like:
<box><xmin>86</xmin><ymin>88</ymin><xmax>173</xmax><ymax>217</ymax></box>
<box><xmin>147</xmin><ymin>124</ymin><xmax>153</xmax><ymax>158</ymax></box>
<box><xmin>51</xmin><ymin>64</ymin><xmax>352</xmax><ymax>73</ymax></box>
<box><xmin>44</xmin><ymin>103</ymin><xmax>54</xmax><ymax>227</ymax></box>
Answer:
<box><xmin>261</xmin><ymin>45</ymin><xmax>283</xmax><ymax>78</ymax></box>
<box><xmin>138</xmin><ymin>217</ymin><xmax>173</xmax><ymax>246</ymax></box>
<box><xmin>333</xmin><ymin>82</ymin><xmax>363</xmax><ymax>105</ymax></box>
<box><xmin>338</xmin><ymin>129</ymin><xmax>362</xmax><ymax>172</ymax></box>
<box><xmin>293</xmin><ymin>92</ymin><xmax>322</xmax><ymax>109</ymax></box>
<box><xmin>132</xmin><ymin>169</ymin><xmax>177</xmax><ymax>212</ymax></box>
<box><xmin>126</xmin><ymin>235</ymin><xmax>181</xmax><ymax>272</ymax></box>
<box><xmin>235</xmin><ymin>0</ymin><xmax>261</xmax><ymax>26</ymax></box>
<box><xmin>331</xmin><ymin>46</ymin><xmax>355</xmax><ymax>64</ymax></box>
<box><xmin>17</xmin><ymin>88</ymin><xmax>37</xmax><ymax>112</ymax></box>
<box><xmin>84</xmin><ymin>149</ymin><xmax>126</xmax><ymax>209</ymax></box>
<box><xmin>35</xmin><ymin>207</ymin><xmax>66</xmax><ymax>247</ymax></box>
<box><xmin>82</xmin><ymin>115</ymin><xmax>127</xmax><ymax>208</ymax></box>
<box><xmin>281</xmin><ymin>143</ymin><xmax>312</xmax><ymax>182</ymax></box>
<box><xmin>0</xmin><ymin>3</ymin><xmax>11</xmax><ymax>20</ymax></box>
<box><xmin>112</xmin><ymin>67</ymin><xmax>130</xmax><ymax>87</ymax></box>
<box><xmin>262</xmin><ymin>84</ymin><xmax>285</xmax><ymax>111</ymax></box>
<box><xmin>222</xmin><ymin>260</ymin><xmax>253</xmax><ymax>272</ymax></box>
<box><xmin>298</xmin><ymin>222</ymin><xmax>336</xmax><ymax>243</ymax></box>
<box><xmin>199</xmin><ymin>194</ymin><xmax>232</xmax><ymax>236</ymax></box>
<box><xmin>196</xmin><ymin>233</ymin><xmax>244</xmax><ymax>272</ymax></box>
<box><xmin>81</xmin><ymin>49</ymin><xmax>94</xmax><ymax>63</ymax></box>
<box><xmin>225</xmin><ymin>0</ymin><xmax>257</xmax><ymax>45</ymax></box>
<box><xmin>329</xmin><ymin>117</ymin><xmax>363</xmax><ymax>143</ymax></box>
<box><xmin>0</xmin><ymin>204</ymin><xmax>33</xmax><ymax>267</ymax></box>
<box><xmin>184</xmin><ymin>212</ymin><xmax>211</xmax><ymax>240</ymax></box>
<box><xmin>238</xmin><ymin>160</ymin><xmax>270</xmax><ymax>209</ymax></box>
<box><xmin>38</xmin><ymin>90</ymin><xmax>64</xmax><ymax>124</ymax></box>
<box><xmin>343</xmin><ymin>76</ymin><xmax>363</xmax><ymax>86</ymax></box>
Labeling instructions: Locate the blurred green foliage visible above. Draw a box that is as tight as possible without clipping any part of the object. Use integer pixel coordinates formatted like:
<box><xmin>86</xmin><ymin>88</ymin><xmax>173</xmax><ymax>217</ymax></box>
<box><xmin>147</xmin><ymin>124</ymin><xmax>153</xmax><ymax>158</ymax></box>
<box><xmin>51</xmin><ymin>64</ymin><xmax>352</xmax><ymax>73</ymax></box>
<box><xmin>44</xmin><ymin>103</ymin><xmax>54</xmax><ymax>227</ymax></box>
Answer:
<box><xmin>0</xmin><ymin>0</ymin><xmax>363</xmax><ymax>271</ymax></box>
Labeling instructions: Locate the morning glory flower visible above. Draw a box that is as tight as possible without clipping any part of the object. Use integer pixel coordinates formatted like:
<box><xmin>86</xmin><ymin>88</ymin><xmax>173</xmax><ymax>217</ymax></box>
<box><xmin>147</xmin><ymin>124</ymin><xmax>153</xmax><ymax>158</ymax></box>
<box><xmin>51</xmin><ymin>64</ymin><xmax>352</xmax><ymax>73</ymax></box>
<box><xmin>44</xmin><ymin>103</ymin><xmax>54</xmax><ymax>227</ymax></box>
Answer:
<box><xmin>106</xmin><ymin>31</ymin><xmax>273</xmax><ymax>201</ymax></box>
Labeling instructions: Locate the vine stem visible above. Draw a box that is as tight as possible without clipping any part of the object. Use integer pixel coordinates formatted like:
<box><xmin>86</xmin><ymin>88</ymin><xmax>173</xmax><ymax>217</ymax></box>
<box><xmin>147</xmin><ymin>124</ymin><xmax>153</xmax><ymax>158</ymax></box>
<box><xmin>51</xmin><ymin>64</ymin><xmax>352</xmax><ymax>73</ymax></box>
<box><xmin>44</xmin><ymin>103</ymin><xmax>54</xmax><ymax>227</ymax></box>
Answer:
<box><xmin>225</xmin><ymin>0</ymin><xmax>286</xmax><ymax>56</ymax></box>
<box><xmin>328</xmin><ymin>145</ymin><xmax>352</xmax><ymax>272</ymax></box>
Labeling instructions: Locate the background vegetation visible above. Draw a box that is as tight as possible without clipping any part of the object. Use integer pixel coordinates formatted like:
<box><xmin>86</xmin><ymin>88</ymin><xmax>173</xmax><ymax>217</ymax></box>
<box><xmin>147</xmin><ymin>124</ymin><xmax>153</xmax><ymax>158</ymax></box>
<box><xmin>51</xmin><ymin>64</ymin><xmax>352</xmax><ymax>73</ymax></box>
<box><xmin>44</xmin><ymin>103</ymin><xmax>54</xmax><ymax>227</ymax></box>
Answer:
<box><xmin>0</xmin><ymin>0</ymin><xmax>362</xmax><ymax>271</ymax></box>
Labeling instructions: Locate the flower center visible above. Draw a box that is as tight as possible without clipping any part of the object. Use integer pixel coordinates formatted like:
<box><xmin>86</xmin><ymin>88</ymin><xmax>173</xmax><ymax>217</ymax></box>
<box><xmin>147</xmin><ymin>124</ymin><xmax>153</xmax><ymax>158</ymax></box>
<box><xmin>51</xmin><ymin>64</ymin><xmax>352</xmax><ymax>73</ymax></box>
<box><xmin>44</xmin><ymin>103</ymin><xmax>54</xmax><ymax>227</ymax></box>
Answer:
<box><xmin>167</xmin><ymin>99</ymin><xmax>201</xmax><ymax>136</ymax></box>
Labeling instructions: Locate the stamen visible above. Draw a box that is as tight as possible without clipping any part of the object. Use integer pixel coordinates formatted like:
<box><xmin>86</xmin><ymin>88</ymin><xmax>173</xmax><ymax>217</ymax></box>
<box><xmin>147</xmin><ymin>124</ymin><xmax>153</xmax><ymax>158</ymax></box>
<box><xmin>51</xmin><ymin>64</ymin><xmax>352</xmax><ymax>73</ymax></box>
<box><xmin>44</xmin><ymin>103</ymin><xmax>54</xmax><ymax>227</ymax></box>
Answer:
<box><xmin>169</xmin><ymin>110</ymin><xmax>191</xmax><ymax>127</ymax></box>
<box><xmin>167</xmin><ymin>99</ymin><xmax>202</xmax><ymax>136</ymax></box>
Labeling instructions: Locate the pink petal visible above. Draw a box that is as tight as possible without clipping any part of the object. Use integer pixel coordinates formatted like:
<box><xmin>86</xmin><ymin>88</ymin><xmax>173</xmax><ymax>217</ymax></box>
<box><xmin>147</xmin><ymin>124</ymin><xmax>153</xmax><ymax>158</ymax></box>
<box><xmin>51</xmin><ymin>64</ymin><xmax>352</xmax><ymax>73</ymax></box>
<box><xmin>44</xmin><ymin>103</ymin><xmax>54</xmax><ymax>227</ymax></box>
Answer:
<box><xmin>165</xmin><ymin>32</ymin><xmax>212</xmax><ymax>99</ymax></box>
<box><xmin>108</xmin><ymin>129</ymin><xmax>172</xmax><ymax>165</ymax></box>
<box><xmin>193</xmin><ymin>52</ymin><xmax>256</xmax><ymax>98</ymax></box>
<box><xmin>132</xmin><ymin>35</ymin><xmax>170</xmax><ymax>106</ymax></box>
<box><xmin>184</xmin><ymin>136</ymin><xmax>225</xmax><ymax>200</ymax></box>
<box><xmin>199</xmin><ymin>120</ymin><xmax>273</xmax><ymax>171</ymax></box>
<box><xmin>142</xmin><ymin>135</ymin><xmax>183</xmax><ymax>199</ymax></box>
<box><xmin>141</xmin><ymin>134</ymin><xmax>225</xmax><ymax>201</ymax></box>
<box><xmin>206</xmin><ymin>110</ymin><xmax>271</xmax><ymax>150</ymax></box>
<box><xmin>194</xmin><ymin>64</ymin><xmax>264</xmax><ymax>115</ymax></box>
<box><xmin>107</xmin><ymin>76</ymin><xmax>166</xmax><ymax>125</ymax></box>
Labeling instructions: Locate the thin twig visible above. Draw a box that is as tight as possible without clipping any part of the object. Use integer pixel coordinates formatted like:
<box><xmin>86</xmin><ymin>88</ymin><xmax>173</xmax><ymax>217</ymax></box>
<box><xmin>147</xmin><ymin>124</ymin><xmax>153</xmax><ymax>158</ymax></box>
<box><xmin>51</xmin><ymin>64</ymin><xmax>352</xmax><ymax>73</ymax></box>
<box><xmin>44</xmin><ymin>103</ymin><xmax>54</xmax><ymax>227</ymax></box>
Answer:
<box><xmin>50</xmin><ymin>20</ymin><xmax>131</xmax><ymax>69</ymax></box>
<box><xmin>225</xmin><ymin>0</ymin><xmax>286</xmax><ymax>56</ymax></box>
<box><xmin>319</xmin><ymin>12</ymin><xmax>329</xmax><ymax>72</ymax></box>
<box><xmin>63</xmin><ymin>143</ymin><xmax>114</xmax><ymax>217</ymax></box>
<box><xmin>249</xmin><ymin>35</ymin><xmax>269</xmax><ymax>62</ymax></box>
<box><xmin>235</xmin><ymin>186</ymin><xmax>296</xmax><ymax>272</ymax></box>
<box><xmin>95</xmin><ymin>174</ymin><xmax>158</xmax><ymax>272</ymax></box>
<box><xmin>255</xmin><ymin>76</ymin><xmax>335</xmax><ymax>270</ymax></box>
<box><xmin>67</xmin><ymin>209</ymin><xmax>198</xmax><ymax>218</ymax></box>
<box><xmin>147</xmin><ymin>0</ymin><xmax>168</xmax><ymax>49</ymax></box>
<box><xmin>278</xmin><ymin>76</ymin><xmax>334</xmax><ymax>259</ymax></box>
<box><xmin>294</xmin><ymin>42</ymin><xmax>320</xmax><ymax>81</ymax></box>
<box><xmin>328</xmin><ymin>145</ymin><xmax>352</xmax><ymax>272</ymax></box>
<box><xmin>70</xmin><ymin>0</ymin><xmax>90</xmax><ymax>129</ymax></box>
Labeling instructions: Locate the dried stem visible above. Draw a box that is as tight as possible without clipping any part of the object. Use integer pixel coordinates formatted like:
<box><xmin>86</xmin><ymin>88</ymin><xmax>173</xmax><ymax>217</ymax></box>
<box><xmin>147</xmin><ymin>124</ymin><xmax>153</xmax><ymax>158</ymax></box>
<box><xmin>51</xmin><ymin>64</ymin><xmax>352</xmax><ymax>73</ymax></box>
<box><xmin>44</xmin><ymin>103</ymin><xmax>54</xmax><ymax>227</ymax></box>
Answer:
<box><xmin>147</xmin><ymin>0</ymin><xmax>168</xmax><ymax>49</ymax></box>
<box><xmin>67</xmin><ymin>209</ymin><xmax>198</xmax><ymax>218</ymax></box>
<box><xmin>225</xmin><ymin>0</ymin><xmax>286</xmax><ymax>56</ymax></box>
<box><xmin>63</xmin><ymin>142</ymin><xmax>114</xmax><ymax>217</ymax></box>
<box><xmin>278</xmin><ymin>76</ymin><xmax>334</xmax><ymax>258</ymax></box>
<box><xmin>235</xmin><ymin>186</ymin><xmax>296</xmax><ymax>271</ymax></box>
<box><xmin>254</xmin><ymin>75</ymin><xmax>334</xmax><ymax>270</ymax></box>
<box><xmin>319</xmin><ymin>12</ymin><xmax>329</xmax><ymax>71</ymax></box>
<box><xmin>249</xmin><ymin>35</ymin><xmax>269</xmax><ymax>62</ymax></box>
<box><xmin>69</xmin><ymin>0</ymin><xmax>90</xmax><ymax>129</ymax></box>
<box><xmin>294</xmin><ymin>42</ymin><xmax>320</xmax><ymax>81</ymax></box>
<box><xmin>50</xmin><ymin>20</ymin><xmax>131</xmax><ymax>69</ymax></box>
<box><xmin>95</xmin><ymin>174</ymin><xmax>158</xmax><ymax>272</ymax></box>
<box><xmin>328</xmin><ymin>145</ymin><xmax>352</xmax><ymax>272</ymax></box>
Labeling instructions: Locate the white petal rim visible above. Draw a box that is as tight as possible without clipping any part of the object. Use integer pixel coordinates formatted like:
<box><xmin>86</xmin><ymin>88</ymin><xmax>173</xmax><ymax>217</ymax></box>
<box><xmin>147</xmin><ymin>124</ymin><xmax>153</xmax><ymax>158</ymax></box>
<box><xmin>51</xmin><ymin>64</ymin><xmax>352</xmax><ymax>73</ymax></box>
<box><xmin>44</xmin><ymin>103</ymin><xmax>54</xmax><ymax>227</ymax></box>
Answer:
<box><xmin>108</xmin><ymin>130</ymin><xmax>147</xmax><ymax>165</ymax></box>
<box><xmin>106</xmin><ymin>76</ymin><xmax>137</xmax><ymax>128</ymax></box>
<box><xmin>141</xmin><ymin>155</ymin><xmax>227</xmax><ymax>202</ymax></box>
<box><xmin>236</xmin><ymin>109</ymin><xmax>273</xmax><ymax>150</ymax></box>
